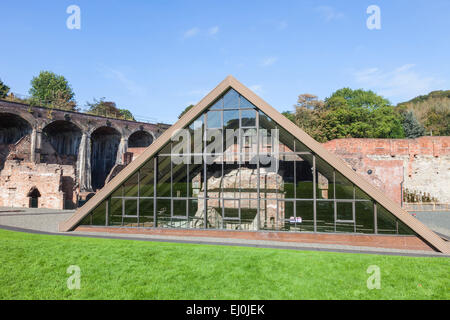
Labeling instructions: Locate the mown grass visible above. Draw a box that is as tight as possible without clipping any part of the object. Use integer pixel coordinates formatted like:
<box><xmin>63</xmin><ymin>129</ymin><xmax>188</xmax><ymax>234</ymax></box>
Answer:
<box><xmin>0</xmin><ymin>228</ymin><xmax>448</xmax><ymax>300</ymax></box>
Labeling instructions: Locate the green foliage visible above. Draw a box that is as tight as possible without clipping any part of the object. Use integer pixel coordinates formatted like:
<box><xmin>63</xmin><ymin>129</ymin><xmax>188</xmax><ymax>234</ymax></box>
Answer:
<box><xmin>0</xmin><ymin>229</ymin><xmax>448</xmax><ymax>299</ymax></box>
<box><xmin>29</xmin><ymin>71</ymin><xmax>76</xmax><ymax>111</ymax></box>
<box><xmin>86</xmin><ymin>97</ymin><xmax>135</xmax><ymax>120</ymax></box>
<box><xmin>291</xmin><ymin>89</ymin><xmax>404</xmax><ymax>142</ymax></box>
<box><xmin>178</xmin><ymin>104</ymin><xmax>194</xmax><ymax>119</ymax></box>
<box><xmin>402</xmin><ymin>111</ymin><xmax>426</xmax><ymax>138</ymax></box>
<box><xmin>326</xmin><ymin>87</ymin><xmax>391</xmax><ymax>109</ymax></box>
<box><xmin>0</xmin><ymin>78</ymin><xmax>10</xmax><ymax>98</ymax></box>
<box><xmin>398</xmin><ymin>93</ymin><xmax>450</xmax><ymax>136</ymax></box>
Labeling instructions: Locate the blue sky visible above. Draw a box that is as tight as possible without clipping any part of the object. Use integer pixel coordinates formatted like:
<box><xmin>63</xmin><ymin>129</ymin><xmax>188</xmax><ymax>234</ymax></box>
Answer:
<box><xmin>1</xmin><ymin>0</ymin><xmax>449</xmax><ymax>124</ymax></box>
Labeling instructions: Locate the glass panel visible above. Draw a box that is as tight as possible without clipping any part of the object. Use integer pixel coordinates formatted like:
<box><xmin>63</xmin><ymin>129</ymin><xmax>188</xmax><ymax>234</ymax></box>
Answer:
<box><xmin>223</xmin><ymin>88</ymin><xmax>239</xmax><ymax>109</ymax></box>
<box><xmin>124</xmin><ymin>199</ymin><xmax>138</xmax><ymax>216</ymax></box>
<box><xmin>280</xmin><ymin>200</ymin><xmax>294</xmax><ymax>231</ymax></box>
<box><xmin>188</xmin><ymin>162</ymin><xmax>203</xmax><ymax>198</ymax></box>
<box><xmin>139</xmin><ymin>199</ymin><xmax>154</xmax><ymax>227</ymax></box>
<box><xmin>316</xmin><ymin>200</ymin><xmax>334</xmax><ymax>232</ymax></box>
<box><xmin>156</xmin><ymin>199</ymin><xmax>171</xmax><ymax>227</ymax></box>
<box><xmin>172</xmin><ymin>163</ymin><xmax>188</xmax><ymax>198</ymax></box>
<box><xmin>139</xmin><ymin>159</ymin><xmax>154</xmax><ymax>197</ymax></box>
<box><xmin>206</xmin><ymin>111</ymin><xmax>222</xmax><ymax>129</ymax></box>
<box><xmin>209</xmin><ymin>97</ymin><xmax>223</xmax><ymax>110</ymax></box>
<box><xmin>188</xmin><ymin>199</ymin><xmax>204</xmax><ymax>228</ymax></box>
<box><xmin>296</xmin><ymin>156</ymin><xmax>314</xmax><ymax>199</ymax></box>
<box><xmin>206</xmin><ymin>198</ymin><xmax>221</xmax><ymax>228</ymax></box>
<box><xmin>377</xmin><ymin>204</ymin><xmax>397</xmax><ymax>234</ymax></box>
<box><xmin>157</xmin><ymin>156</ymin><xmax>171</xmax><ymax>197</ymax></box>
<box><xmin>278</xmin><ymin>160</ymin><xmax>295</xmax><ymax>199</ymax></box>
<box><xmin>124</xmin><ymin>171</ymin><xmax>139</xmax><ymax>197</ymax></box>
<box><xmin>336</xmin><ymin>202</ymin><xmax>353</xmax><ymax>221</ymax></box>
<box><xmin>89</xmin><ymin>200</ymin><xmax>106</xmax><ymax>226</ymax></box>
<box><xmin>173</xmin><ymin>199</ymin><xmax>187</xmax><ymax>217</ymax></box>
<box><xmin>277</xmin><ymin>126</ymin><xmax>295</xmax><ymax>153</ymax></box>
<box><xmin>241</xmin><ymin>109</ymin><xmax>256</xmax><ymax>127</ymax></box>
<box><xmin>223</xmin><ymin>199</ymin><xmax>239</xmax><ymax>219</ymax></box>
<box><xmin>335</xmin><ymin>172</ymin><xmax>354</xmax><ymax>199</ymax></box>
<box><xmin>240</xmin><ymin>96</ymin><xmax>255</xmax><ymax>109</ymax></box>
<box><xmin>296</xmin><ymin>201</ymin><xmax>314</xmax><ymax>231</ymax></box>
<box><xmin>222</xmin><ymin>163</ymin><xmax>239</xmax><ymax>198</ymax></box>
<box><xmin>223</xmin><ymin>110</ymin><xmax>239</xmax><ymax>129</ymax></box>
<box><xmin>240</xmin><ymin>207</ymin><xmax>257</xmax><ymax>231</ymax></box>
<box><xmin>335</xmin><ymin>201</ymin><xmax>354</xmax><ymax>233</ymax></box>
<box><xmin>109</xmin><ymin>197</ymin><xmax>122</xmax><ymax>226</ymax></box>
<box><xmin>206</xmin><ymin>163</ymin><xmax>222</xmax><ymax>198</ymax></box>
<box><xmin>259</xmin><ymin>195</ymin><xmax>277</xmax><ymax>230</ymax></box>
<box><xmin>315</xmin><ymin>156</ymin><xmax>334</xmax><ymax>200</ymax></box>
<box><xmin>355</xmin><ymin>200</ymin><xmax>374</xmax><ymax>234</ymax></box>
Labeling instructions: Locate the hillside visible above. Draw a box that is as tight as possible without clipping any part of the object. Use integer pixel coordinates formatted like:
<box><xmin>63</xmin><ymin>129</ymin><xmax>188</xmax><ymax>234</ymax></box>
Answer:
<box><xmin>397</xmin><ymin>90</ymin><xmax>450</xmax><ymax>136</ymax></box>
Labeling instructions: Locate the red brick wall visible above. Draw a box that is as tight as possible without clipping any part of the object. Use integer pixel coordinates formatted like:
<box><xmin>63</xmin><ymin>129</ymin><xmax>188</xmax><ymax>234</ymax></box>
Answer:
<box><xmin>323</xmin><ymin>137</ymin><xmax>450</xmax><ymax>204</ymax></box>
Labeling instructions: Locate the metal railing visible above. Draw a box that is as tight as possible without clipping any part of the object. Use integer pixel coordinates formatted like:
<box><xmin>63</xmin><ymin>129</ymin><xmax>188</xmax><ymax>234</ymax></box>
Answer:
<box><xmin>404</xmin><ymin>203</ymin><xmax>450</xmax><ymax>212</ymax></box>
<box><xmin>1</xmin><ymin>92</ymin><xmax>166</xmax><ymax>124</ymax></box>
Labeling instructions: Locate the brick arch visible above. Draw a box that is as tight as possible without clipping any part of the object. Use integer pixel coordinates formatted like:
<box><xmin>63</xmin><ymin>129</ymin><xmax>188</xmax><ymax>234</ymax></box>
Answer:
<box><xmin>127</xmin><ymin>129</ymin><xmax>155</xmax><ymax>148</ymax></box>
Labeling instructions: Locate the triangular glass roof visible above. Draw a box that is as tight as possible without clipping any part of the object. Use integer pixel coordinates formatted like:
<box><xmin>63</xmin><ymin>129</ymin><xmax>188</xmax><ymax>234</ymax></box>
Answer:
<box><xmin>60</xmin><ymin>76</ymin><xmax>449</xmax><ymax>253</ymax></box>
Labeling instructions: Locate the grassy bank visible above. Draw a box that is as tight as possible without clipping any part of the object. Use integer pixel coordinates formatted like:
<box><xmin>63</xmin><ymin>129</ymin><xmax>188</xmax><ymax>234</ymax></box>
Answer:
<box><xmin>0</xmin><ymin>229</ymin><xmax>448</xmax><ymax>299</ymax></box>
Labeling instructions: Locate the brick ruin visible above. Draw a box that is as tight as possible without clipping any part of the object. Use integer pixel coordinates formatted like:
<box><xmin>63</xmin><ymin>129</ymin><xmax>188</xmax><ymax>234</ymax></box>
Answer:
<box><xmin>323</xmin><ymin>136</ymin><xmax>450</xmax><ymax>205</ymax></box>
<box><xmin>0</xmin><ymin>100</ymin><xmax>169</xmax><ymax>209</ymax></box>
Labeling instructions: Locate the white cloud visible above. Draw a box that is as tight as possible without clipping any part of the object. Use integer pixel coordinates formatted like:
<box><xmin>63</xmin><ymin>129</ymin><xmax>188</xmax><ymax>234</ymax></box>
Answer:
<box><xmin>249</xmin><ymin>84</ymin><xmax>263</xmax><ymax>94</ymax></box>
<box><xmin>316</xmin><ymin>6</ymin><xmax>344</xmax><ymax>22</ymax></box>
<box><xmin>184</xmin><ymin>27</ymin><xmax>200</xmax><ymax>38</ymax></box>
<box><xmin>353</xmin><ymin>64</ymin><xmax>444</xmax><ymax>101</ymax></box>
<box><xmin>278</xmin><ymin>21</ymin><xmax>288</xmax><ymax>30</ymax></box>
<box><xmin>208</xmin><ymin>26</ymin><xmax>219</xmax><ymax>35</ymax></box>
<box><xmin>261</xmin><ymin>57</ymin><xmax>277</xmax><ymax>67</ymax></box>
<box><xmin>106</xmin><ymin>68</ymin><xmax>145</xmax><ymax>96</ymax></box>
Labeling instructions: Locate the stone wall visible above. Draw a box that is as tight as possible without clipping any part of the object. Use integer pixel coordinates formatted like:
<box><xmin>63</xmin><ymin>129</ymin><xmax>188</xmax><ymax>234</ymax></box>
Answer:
<box><xmin>0</xmin><ymin>161</ymin><xmax>76</xmax><ymax>209</ymax></box>
<box><xmin>0</xmin><ymin>100</ymin><xmax>168</xmax><ymax>209</ymax></box>
<box><xmin>323</xmin><ymin>136</ymin><xmax>450</xmax><ymax>204</ymax></box>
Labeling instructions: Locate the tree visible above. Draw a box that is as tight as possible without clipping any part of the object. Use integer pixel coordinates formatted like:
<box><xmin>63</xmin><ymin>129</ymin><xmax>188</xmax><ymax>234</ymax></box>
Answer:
<box><xmin>86</xmin><ymin>98</ymin><xmax>135</xmax><ymax>120</ymax></box>
<box><xmin>402</xmin><ymin>111</ymin><xmax>426</xmax><ymax>138</ymax></box>
<box><xmin>289</xmin><ymin>88</ymin><xmax>405</xmax><ymax>142</ymax></box>
<box><xmin>29</xmin><ymin>71</ymin><xmax>76</xmax><ymax>111</ymax></box>
<box><xmin>178</xmin><ymin>104</ymin><xmax>194</xmax><ymax>119</ymax></box>
<box><xmin>397</xmin><ymin>91</ymin><xmax>450</xmax><ymax>136</ymax></box>
<box><xmin>0</xmin><ymin>78</ymin><xmax>10</xmax><ymax>98</ymax></box>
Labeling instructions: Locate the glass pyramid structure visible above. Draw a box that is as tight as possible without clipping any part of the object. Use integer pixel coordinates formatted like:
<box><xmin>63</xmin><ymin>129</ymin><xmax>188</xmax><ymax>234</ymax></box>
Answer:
<box><xmin>60</xmin><ymin>76</ymin><xmax>449</xmax><ymax>253</ymax></box>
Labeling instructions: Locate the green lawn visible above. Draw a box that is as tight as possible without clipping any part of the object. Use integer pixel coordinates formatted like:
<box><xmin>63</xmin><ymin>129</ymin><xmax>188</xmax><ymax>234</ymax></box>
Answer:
<box><xmin>0</xmin><ymin>228</ymin><xmax>448</xmax><ymax>300</ymax></box>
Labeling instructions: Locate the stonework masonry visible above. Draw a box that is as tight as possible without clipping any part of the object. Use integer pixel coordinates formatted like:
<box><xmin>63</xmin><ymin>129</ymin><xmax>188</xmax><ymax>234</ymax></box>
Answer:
<box><xmin>323</xmin><ymin>137</ymin><xmax>450</xmax><ymax>205</ymax></box>
<box><xmin>0</xmin><ymin>100</ymin><xmax>169</xmax><ymax>209</ymax></box>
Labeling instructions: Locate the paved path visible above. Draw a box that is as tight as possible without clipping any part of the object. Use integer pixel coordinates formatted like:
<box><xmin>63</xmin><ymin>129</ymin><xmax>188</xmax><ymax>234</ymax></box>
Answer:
<box><xmin>0</xmin><ymin>207</ymin><xmax>74</xmax><ymax>233</ymax></box>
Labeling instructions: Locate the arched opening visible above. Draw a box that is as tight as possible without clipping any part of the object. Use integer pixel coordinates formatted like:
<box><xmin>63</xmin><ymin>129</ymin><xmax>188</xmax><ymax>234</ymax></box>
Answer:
<box><xmin>0</xmin><ymin>113</ymin><xmax>32</xmax><ymax>169</ymax></box>
<box><xmin>27</xmin><ymin>187</ymin><xmax>41</xmax><ymax>208</ymax></box>
<box><xmin>128</xmin><ymin>130</ymin><xmax>153</xmax><ymax>148</ymax></box>
<box><xmin>42</xmin><ymin>120</ymin><xmax>82</xmax><ymax>165</ymax></box>
<box><xmin>90</xmin><ymin>126</ymin><xmax>121</xmax><ymax>191</ymax></box>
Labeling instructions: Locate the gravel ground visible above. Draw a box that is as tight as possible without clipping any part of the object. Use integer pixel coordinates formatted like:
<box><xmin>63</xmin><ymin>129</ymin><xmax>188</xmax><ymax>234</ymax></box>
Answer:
<box><xmin>411</xmin><ymin>211</ymin><xmax>450</xmax><ymax>238</ymax></box>
<box><xmin>0</xmin><ymin>207</ymin><xmax>74</xmax><ymax>232</ymax></box>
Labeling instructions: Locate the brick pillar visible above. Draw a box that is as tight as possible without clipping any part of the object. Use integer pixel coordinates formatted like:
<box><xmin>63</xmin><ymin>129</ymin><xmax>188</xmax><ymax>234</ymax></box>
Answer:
<box><xmin>115</xmin><ymin>137</ymin><xmax>128</xmax><ymax>165</ymax></box>
<box><xmin>30</xmin><ymin>128</ymin><xmax>42</xmax><ymax>163</ymax></box>
<box><xmin>77</xmin><ymin>132</ymin><xmax>92</xmax><ymax>192</ymax></box>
